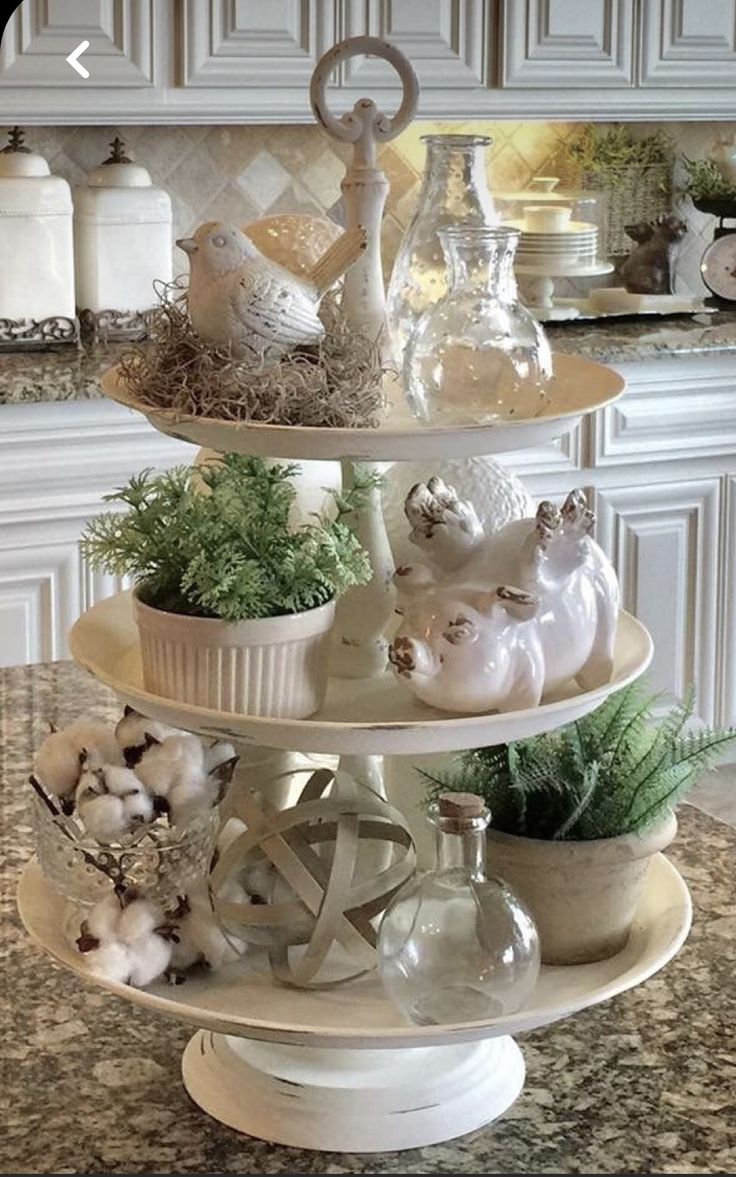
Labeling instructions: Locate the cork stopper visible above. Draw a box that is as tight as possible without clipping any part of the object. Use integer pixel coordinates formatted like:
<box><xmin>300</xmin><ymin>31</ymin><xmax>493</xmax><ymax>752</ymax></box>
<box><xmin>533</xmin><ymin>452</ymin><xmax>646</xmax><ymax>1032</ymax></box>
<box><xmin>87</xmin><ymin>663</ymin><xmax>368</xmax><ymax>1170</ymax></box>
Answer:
<box><xmin>438</xmin><ymin>792</ymin><xmax>485</xmax><ymax>820</ymax></box>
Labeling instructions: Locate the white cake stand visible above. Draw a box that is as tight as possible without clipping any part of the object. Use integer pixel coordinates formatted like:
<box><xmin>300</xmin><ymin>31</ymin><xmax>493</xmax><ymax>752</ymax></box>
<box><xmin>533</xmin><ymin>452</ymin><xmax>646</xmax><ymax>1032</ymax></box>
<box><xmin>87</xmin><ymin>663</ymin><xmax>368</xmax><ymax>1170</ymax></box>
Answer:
<box><xmin>18</xmin><ymin>855</ymin><xmax>691</xmax><ymax>1153</ymax></box>
<box><xmin>20</xmin><ymin>37</ymin><xmax>688</xmax><ymax>1156</ymax></box>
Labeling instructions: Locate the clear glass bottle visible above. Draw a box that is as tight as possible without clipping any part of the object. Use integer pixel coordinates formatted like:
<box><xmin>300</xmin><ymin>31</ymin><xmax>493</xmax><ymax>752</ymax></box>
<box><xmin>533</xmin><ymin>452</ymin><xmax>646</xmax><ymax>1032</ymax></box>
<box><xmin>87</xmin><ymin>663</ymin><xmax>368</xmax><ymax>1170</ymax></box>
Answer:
<box><xmin>378</xmin><ymin>792</ymin><xmax>539</xmax><ymax>1026</ymax></box>
<box><xmin>404</xmin><ymin>225</ymin><xmax>553</xmax><ymax>425</ymax></box>
<box><xmin>386</xmin><ymin>134</ymin><xmax>498</xmax><ymax>363</ymax></box>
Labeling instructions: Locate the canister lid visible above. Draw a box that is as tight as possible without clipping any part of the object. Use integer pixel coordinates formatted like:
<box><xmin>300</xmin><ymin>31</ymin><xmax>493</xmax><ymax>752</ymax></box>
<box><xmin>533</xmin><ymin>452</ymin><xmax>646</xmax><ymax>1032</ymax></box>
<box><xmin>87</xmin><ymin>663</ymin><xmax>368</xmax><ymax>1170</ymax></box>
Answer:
<box><xmin>0</xmin><ymin>126</ymin><xmax>51</xmax><ymax>178</ymax></box>
<box><xmin>88</xmin><ymin>137</ymin><xmax>153</xmax><ymax>188</ymax></box>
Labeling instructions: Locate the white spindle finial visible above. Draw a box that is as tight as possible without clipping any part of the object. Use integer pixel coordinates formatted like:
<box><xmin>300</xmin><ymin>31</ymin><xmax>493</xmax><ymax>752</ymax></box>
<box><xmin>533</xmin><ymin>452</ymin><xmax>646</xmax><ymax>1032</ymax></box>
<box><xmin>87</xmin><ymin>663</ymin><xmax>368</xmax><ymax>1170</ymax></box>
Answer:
<box><xmin>310</xmin><ymin>36</ymin><xmax>419</xmax><ymax>342</ymax></box>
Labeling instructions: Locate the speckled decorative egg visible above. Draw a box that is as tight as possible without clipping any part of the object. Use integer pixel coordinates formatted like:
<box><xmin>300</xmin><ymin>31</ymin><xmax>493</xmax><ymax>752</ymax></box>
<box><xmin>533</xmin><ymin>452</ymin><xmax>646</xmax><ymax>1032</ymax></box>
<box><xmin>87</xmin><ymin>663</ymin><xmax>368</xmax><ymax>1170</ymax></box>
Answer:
<box><xmin>242</xmin><ymin>214</ymin><xmax>344</xmax><ymax>278</ymax></box>
<box><xmin>381</xmin><ymin>456</ymin><xmax>535</xmax><ymax>570</ymax></box>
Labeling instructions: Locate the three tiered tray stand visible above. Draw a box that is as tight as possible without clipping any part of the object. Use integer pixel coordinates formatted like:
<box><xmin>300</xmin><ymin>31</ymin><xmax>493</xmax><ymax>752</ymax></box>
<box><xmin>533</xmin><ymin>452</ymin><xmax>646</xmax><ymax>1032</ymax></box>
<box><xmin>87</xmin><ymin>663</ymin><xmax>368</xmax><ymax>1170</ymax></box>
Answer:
<box><xmin>18</xmin><ymin>38</ymin><xmax>692</xmax><ymax>1154</ymax></box>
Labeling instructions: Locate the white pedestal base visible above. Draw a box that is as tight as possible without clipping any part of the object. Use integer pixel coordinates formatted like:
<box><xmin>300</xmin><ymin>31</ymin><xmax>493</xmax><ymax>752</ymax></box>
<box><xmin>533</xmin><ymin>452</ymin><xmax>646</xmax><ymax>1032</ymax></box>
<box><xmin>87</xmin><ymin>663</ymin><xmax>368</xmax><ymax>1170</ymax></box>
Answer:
<box><xmin>182</xmin><ymin>1032</ymin><xmax>525</xmax><ymax>1153</ymax></box>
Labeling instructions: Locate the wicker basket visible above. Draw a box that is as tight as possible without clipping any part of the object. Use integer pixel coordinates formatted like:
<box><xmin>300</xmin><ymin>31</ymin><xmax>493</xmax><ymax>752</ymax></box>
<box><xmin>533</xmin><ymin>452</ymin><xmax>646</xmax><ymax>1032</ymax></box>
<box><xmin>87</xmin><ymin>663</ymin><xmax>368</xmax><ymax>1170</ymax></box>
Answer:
<box><xmin>582</xmin><ymin>163</ymin><xmax>673</xmax><ymax>256</ymax></box>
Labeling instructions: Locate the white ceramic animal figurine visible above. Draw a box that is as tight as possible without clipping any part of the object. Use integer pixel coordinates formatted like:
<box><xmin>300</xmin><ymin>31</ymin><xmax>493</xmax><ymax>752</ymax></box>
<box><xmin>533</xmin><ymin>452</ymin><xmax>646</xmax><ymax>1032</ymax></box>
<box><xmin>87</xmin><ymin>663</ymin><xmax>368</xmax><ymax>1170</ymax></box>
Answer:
<box><xmin>388</xmin><ymin>481</ymin><xmax>619</xmax><ymax>714</ymax></box>
<box><xmin>177</xmin><ymin>220</ymin><xmax>367</xmax><ymax>358</ymax></box>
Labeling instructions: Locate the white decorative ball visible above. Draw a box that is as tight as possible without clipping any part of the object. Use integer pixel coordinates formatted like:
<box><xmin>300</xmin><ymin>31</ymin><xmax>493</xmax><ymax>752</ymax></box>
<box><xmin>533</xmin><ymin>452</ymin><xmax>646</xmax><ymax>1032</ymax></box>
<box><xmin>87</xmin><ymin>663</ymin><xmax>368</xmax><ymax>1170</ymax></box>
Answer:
<box><xmin>381</xmin><ymin>456</ymin><xmax>535</xmax><ymax>571</ymax></box>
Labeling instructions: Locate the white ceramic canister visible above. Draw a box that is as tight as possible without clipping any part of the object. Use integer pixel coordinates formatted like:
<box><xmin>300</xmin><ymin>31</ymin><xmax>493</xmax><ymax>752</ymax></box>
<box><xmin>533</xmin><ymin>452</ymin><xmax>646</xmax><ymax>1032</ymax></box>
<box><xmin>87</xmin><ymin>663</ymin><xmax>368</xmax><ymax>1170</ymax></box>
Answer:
<box><xmin>0</xmin><ymin>127</ymin><xmax>75</xmax><ymax>321</ymax></box>
<box><xmin>73</xmin><ymin>137</ymin><xmax>172</xmax><ymax>314</ymax></box>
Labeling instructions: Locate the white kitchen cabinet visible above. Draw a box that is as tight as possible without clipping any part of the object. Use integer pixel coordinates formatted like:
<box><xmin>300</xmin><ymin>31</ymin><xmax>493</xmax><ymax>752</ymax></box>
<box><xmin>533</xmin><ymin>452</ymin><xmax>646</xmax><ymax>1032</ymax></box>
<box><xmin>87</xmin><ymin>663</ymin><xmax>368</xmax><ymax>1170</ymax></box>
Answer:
<box><xmin>341</xmin><ymin>0</ymin><xmax>493</xmax><ymax>93</ymax></box>
<box><xmin>502</xmin><ymin>0</ymin><xmax>635</xmax><ymax>88</ymax></box>
<box><xmin>180</xmin><ymin>0</ymin><xmax>336</xmax><ymax>92</ymax></box>
<box><xmin>0</xmin><ymin>399</ymin><xmax>190</xmax><ymax>669</ymax></box>
<box><xmin>594</xmin><ymin>477</ymin><xmax>721</xmax><ymax>725</ymax></box>
<box><xmin>640</xmin><ymin>0</ymin><xmax>736</xmax><ymax>87</ymax></box>
<box><xmin>721</xmin><ymin>477</ymin><xmax>736</xmax><ymax>729</ymax></box>
<box><xmin>3</xmin><ymin>0</ymin><xmax>736</xmax><ymax>121</ymax></box>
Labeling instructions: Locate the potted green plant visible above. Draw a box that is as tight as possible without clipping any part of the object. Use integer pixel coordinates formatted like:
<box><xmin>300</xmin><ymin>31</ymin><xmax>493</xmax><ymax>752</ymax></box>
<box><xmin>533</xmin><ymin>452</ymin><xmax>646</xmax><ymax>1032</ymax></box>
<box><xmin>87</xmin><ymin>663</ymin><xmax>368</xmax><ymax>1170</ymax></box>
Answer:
<box><xmin>424</xmin><ymin>682</ymin><xmax>735</xmax><ymax>965</ymax></box>
<box><xmin>81</xmin><ymin>455</ymin><xmax>374</xmax><ymax>719</ymax></box>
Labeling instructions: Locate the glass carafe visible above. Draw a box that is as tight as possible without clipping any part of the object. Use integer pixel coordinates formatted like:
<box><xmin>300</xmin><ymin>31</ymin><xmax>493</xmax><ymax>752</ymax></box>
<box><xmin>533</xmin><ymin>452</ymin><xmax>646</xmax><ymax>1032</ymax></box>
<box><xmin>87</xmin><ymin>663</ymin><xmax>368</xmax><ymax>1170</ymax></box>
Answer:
<box><xmin>386</xmin><ymin>134</ymin><xmax>498</xmax><ymax>363</ymax></box>
<box><xmin>378</xmin><ymin>792</ymin><xmax>540</xmax><ymax>1026</ymax></box>
<box><xmin>404</xmin><ymin>225</ymin><xmax>553</xmax><ymax>425</ymax></box>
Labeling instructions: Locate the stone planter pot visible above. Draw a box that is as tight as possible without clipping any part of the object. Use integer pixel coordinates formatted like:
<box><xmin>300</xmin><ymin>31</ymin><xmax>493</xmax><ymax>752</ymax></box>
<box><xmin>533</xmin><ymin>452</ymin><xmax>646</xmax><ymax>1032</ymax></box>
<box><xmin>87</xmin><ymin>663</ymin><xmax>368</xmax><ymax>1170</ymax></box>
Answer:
<box><xmin>487</xmin><ymin>812</ymin><xmax>678</xmax><ymax>965</ymax></box>
<box><xmin>133</xmin><ymin>591</ymin><xmax>335</xmax><ymax>719</ymax></box>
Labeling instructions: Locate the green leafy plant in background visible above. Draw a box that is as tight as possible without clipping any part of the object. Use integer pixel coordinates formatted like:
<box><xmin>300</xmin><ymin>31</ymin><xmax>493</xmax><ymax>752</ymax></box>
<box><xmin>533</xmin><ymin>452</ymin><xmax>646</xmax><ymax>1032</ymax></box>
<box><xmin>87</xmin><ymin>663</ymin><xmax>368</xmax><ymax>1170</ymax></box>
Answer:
<box><xmin>81</xmin><ymin>454</ymin><xmax>375</xmax><ymax>622</ymax></box>
<box><xmin>565</xmin><ymin>124</ymin><xmax>673</xmax><ymax>178</ymax></box>
<box><xmin>423</xmin><ymin>682</ymin><xmax>736</xmax><ymax>841</ymax></box>
<box><xmin>680</xmin><ymin>156</ymin><xmax>736</xmax><ymax>202</ymax></box>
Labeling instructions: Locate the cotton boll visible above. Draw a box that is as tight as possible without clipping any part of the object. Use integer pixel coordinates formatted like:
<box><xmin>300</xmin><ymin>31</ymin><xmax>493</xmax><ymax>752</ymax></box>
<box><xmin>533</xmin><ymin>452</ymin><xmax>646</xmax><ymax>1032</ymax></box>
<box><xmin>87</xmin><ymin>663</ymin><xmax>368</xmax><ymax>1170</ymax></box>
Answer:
<box><xmin>85</xmin><ymin>941</ymin><xmax>132</xmax><ymax>985</ymax></box>
<box><xmin>35</xmin><ymin>731</ymin><xmax>84</xmax><ymax>798</ymax></box>
<box><xmin>136</xmin><ymin>735</ymin><xmax>205</xmax><ymax>799</ymax></box>
<box><xmin>64</xmin><ymin>719</ymin><xmax>122</xmax><ymax>767</ymax></box>
<box><xmin>126</xmin><ymin>933</ymin><xmax>172</xmax><ymax>987</ymax></box>
<box><xmin>116</xmin><ymin>709</ymin><xmax>188</xmax><ymax>766</ymax></box>
<box><xmin>118</xmin><ymin>896</ymin><xmax>165</xmax><ymax>943</ymax></box>
<box><xmin>122</xmin><ymin>788</ymin><xmax>154</xmax><ymax>826</ymax></box>
<box><xmin>167</xmin><ymin>886</ymin><xmax>244</xmax><ymax>971</ymax></box>
<box><xmin>78</xmin><ymin>793</ymin><xmax>127</xmax><ymax>843</ymax></box>
<box><xmin>99</xmin><ymin>765</ymin><xmax>148</xmax><ymax>798</ymax></box>
<box><xmin>85</xmin><ymin>892</ymin><xmax>124</xmax><ymax>942</ymax></box>
<box><xmin>167</xmin><ymin>777</ymin><xmax>211</xmax><ymax>826</ymax></box>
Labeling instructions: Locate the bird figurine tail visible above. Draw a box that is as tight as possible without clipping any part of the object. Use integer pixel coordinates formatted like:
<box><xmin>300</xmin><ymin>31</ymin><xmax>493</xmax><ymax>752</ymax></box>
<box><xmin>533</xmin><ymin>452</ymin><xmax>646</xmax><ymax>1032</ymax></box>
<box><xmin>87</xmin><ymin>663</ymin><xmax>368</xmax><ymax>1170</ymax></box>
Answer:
<box><xmin>310</xmin><ymin>226</ymin><xmax>367</xmax><ymax>295</ymax></box>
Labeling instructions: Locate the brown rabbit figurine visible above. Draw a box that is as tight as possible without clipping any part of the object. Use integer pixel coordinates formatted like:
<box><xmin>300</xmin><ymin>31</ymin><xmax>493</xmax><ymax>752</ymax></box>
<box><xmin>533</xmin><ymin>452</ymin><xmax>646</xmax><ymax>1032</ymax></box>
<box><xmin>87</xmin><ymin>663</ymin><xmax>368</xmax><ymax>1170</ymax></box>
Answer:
<box><xmin>620</xmin><ymin>213</ymin><xmax>687</xmax><ymax>295</ymax></box>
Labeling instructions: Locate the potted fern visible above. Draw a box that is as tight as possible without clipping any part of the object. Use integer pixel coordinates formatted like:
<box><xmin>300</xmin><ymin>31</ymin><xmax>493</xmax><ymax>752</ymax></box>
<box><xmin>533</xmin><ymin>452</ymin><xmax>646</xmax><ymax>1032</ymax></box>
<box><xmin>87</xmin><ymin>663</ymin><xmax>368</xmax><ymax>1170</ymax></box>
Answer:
<box><xmin>425</xmin><ymin>683</ymin><xmax>735</xmax><ymax>965</ymax></box>
<box><xmin>81</xmin><ymin>455</ymin><xmax>373</xmax><ymax>719</ymax></box>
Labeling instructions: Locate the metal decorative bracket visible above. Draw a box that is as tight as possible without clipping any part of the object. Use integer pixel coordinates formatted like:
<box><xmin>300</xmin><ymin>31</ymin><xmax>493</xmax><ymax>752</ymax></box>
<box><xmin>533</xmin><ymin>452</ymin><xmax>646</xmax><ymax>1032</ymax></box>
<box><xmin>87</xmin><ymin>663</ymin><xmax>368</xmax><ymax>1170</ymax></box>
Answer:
<box><xmin>0</xmin><ymin>315</ymin><xmax>79</xmax><ymax>351</ymax></box>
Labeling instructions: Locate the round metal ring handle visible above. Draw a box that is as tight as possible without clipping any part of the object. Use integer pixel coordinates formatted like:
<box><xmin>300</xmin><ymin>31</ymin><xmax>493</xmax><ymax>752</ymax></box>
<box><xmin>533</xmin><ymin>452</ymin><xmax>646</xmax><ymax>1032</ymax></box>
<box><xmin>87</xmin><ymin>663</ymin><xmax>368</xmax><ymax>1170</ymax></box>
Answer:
<box><xmin>310</xmin><ymin>36</ymin><xmax>419</xmax><ymax>161</ymax></box>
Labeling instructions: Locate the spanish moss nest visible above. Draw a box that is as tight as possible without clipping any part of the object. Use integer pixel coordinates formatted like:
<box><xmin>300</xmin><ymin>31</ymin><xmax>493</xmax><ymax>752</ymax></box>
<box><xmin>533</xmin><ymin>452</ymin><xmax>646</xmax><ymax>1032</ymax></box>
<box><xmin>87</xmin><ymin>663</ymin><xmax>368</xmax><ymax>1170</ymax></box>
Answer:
<box><xmin>118</xmin><ymin>281</ymin><xmax>387</xmax><ymax>429</ymax></box>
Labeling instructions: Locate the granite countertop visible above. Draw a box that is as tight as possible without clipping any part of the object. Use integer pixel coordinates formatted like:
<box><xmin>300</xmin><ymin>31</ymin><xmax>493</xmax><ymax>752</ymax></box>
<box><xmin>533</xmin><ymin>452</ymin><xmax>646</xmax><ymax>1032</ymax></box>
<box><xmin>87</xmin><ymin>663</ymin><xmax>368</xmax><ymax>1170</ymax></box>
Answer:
<box><xmin>2</xmin><ymin>660</ymin><xmax>735</xmax><ymax>1175</ymax></box>
<box><xmin>2</xmin><ymin>310</ymin><xmax>736</xmax><ymax>406</ymax></box>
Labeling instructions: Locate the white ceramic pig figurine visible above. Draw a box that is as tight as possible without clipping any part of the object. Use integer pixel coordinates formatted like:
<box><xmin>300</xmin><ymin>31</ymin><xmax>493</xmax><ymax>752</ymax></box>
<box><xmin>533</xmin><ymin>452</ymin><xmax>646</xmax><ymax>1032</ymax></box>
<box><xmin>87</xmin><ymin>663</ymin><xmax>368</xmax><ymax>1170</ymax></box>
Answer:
<box><xmin>388</xmin><ymin>481</ymin><xmax>619</xmax><ymax>714</ymax></box>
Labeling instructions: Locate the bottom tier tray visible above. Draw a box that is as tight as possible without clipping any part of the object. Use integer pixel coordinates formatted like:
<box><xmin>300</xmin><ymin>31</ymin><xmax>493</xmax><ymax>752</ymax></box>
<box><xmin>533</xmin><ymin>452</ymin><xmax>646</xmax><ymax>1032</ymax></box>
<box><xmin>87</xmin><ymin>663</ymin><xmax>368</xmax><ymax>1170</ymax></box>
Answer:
<box><xmin>69</xmin><ymin>594</ymin><xmax>653</xmax><ymax>755</ymax></box>
<box><xmin>18</xmin><ymin>855</ymin><xmax>691</xmax><ymax>1153</ymax></box>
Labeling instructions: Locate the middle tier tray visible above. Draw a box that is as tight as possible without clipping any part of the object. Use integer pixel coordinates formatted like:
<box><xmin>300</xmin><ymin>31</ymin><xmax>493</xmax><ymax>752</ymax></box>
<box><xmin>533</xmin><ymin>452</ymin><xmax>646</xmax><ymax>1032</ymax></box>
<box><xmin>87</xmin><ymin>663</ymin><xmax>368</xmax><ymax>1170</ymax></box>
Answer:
<box><xmin>70</xmin><ymin>593</ymin><xmax>653</xmax><ymax>755</ymax></box>
<box><xmin>102</xmin><ymin>354</ymin><xmax>625</xmax><ymax>461</ymax></box>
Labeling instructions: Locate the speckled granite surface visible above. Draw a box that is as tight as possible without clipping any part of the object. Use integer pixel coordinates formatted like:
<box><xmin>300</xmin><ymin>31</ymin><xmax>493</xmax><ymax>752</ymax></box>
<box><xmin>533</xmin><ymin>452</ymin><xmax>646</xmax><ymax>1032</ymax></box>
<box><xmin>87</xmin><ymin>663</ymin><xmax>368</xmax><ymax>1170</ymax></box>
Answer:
<box><xmin>2</xmin><ymin>309</ymin><xmax>736</xmax><ymax>407</ymax></box>
<box><xmin>2</xmin><ymin>660</ymin><xmax>735</xmax><ymax>1175</ymax></box>
<box><xmin>548</xmin><ymin>308</ymin><xmax>736</xmax><ymax>364</ymax></box>
<box><xmin>0</xmin><ymin>342</ymin><xmax>133</xmax><ymax>406</ymax></box>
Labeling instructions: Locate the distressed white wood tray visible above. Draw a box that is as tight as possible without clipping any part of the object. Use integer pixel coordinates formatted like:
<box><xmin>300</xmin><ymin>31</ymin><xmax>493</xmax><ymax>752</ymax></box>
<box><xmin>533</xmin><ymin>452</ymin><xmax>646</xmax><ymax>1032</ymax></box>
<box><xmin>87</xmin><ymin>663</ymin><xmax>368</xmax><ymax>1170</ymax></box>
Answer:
<box><xmin>101</xmin><ymin>355</ymin><xmax>625</xmax><ymax>462</ymax></box>
<box><xmin>18</xmin><ymin>855</ymin><xmax>691</xmax><ymax>1151</ymax></box>
<box><xmin>70</xmin><ymin>592</ymin><xmax>653</xmax><ymax>756</ymax></box>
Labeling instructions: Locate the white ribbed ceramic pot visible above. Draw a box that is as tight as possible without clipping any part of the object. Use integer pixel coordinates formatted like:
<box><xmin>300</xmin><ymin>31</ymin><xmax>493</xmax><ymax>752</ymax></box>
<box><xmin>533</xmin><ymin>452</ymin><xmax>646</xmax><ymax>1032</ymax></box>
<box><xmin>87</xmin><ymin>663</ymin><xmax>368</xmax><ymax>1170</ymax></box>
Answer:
<box><xmin>487</xmin><ymin>812</ymin><xmax>678</xmax><ymax>965</ymax></box>
<box><xmin>133</xmin><ymin>592</ymin><xmax>335</xmax><ymax>719</ymax></box>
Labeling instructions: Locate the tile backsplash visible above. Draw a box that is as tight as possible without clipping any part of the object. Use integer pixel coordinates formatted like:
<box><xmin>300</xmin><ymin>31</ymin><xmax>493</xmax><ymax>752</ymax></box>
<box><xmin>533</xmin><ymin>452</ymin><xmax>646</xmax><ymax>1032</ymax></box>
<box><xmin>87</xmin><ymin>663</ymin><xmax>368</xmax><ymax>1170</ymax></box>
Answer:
<box><xmin>3</xmin><ymin>120</ymin><xmax>734</xmax><ymax>297</ymax></box>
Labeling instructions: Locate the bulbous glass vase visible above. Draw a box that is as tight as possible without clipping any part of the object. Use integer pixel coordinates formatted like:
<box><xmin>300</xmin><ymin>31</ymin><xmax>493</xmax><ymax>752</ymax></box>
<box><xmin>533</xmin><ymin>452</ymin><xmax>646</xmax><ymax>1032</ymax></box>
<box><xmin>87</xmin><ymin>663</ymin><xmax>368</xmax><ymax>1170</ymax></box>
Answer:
<box><xmin>378</xmin><ymin>792</ymin><xmax>540</xmax><ymax>1026</ymax></box>
<box><xmin>404</xmin><ymin>225</ymin><xmax>553</xmax><ymax>425</ymax></box>
<box><xmin>386</xmin><ymin>133</ymin><xmax>498</xmax><ymax>363</ymax></box>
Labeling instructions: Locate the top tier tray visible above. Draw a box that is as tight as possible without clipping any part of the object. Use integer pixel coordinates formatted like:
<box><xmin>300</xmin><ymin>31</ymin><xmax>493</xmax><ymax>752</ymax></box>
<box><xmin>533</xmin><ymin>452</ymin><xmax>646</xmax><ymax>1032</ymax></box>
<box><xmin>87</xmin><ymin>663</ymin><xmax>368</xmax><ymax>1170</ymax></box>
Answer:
<box><xmin>102</xmin><ymin>355</ymin><xmax>624</xmax><ymax>462</ymax></box>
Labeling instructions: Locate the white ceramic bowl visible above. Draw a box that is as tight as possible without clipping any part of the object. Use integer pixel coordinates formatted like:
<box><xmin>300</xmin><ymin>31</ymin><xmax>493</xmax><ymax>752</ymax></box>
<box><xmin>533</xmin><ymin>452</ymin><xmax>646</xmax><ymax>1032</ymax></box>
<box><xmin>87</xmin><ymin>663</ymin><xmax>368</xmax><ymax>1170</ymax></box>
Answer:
<box><xmin>523</xmin><ymin>204</ymin><xmax>573</xmax><ymax>232</ymax></box>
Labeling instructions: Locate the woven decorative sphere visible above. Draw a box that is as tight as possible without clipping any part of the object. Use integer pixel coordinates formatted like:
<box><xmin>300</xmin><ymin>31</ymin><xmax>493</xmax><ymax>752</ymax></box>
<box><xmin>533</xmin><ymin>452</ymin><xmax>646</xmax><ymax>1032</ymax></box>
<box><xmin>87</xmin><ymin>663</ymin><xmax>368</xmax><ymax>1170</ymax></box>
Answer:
<box><xmin>210</xmin><ymin>767</ymin><xmax>416</xmax><ymax>988</ymax></box>
<box><xmin>242</xmin><ymin>214</ymin><xmax>344</xmax><ymax>278</ymax></box>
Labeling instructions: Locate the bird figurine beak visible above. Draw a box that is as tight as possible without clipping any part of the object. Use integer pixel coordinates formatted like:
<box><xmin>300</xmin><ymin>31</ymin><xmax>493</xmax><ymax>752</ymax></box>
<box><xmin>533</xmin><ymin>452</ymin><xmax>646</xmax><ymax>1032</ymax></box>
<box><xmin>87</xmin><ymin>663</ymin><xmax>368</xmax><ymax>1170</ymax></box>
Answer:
<box><xmin>177</xmin><ymin>237</ymin><xmax>198</xmax><ymax>255</ymax></box>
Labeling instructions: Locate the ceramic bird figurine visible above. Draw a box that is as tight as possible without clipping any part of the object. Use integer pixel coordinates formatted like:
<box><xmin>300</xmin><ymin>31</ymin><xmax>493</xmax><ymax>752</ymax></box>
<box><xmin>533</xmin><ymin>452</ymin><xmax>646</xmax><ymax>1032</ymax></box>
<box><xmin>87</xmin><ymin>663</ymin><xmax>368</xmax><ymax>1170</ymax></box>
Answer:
<box><xmin>620</xmin><ymin>213</ymin><xmax>687</xmax><ymax>296</ymax></box>
<box><xmin>177</xmin><ymin>220</ymin><xmax>367</xmax><ymax>358</ymax></box>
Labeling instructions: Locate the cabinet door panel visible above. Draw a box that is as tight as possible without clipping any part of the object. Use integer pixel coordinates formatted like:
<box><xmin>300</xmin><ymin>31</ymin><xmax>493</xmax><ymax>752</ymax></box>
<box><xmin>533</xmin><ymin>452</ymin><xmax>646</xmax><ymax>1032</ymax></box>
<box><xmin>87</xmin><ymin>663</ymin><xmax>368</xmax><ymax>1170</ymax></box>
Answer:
<box><xmin>0</xmin><ymin>541</ymin><xmax>82</xmax><ymax>667</ymax></box>
<box><xmin>182</xmin><ymin>0</ymin><xmax>335</xmax><ymax>88</ymax></box>
<box><xmin>641</xmin><ymin>0</ymin><xmax>736</xmax><ymax>86</ymax></box>
<box><xmin>502</xmin><ymin>0</ymin><xmax>635</xmax><ymax>87</ymax></box>
<box><xmin>341</xmin><ymin>0</ymin><xmax>492</xmax><ymax>90</ymax></box>
<box><xmin>594</xmin><ymin>478</ymin><xmax>720</xmax><ymax>724</ymax></box>
<box><xmin>0</xmin><ymin>0</ymin><xmax>156</xmax><ymax>87</ymax></box>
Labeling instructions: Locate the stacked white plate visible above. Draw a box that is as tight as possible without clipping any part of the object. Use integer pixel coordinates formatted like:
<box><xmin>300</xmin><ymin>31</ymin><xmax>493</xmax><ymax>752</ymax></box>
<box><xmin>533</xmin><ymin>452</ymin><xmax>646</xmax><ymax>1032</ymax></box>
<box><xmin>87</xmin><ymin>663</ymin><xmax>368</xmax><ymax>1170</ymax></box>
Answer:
<box><xmin>508</xmin><ymin>219</ymin><xmax>600</xmax><ymax>266</ymax></box>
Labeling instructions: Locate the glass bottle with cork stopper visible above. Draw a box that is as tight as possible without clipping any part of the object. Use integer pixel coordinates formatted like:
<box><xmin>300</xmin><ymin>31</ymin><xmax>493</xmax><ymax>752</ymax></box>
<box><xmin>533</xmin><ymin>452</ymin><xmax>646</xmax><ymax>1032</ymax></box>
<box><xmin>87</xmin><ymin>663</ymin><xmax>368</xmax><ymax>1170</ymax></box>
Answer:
<box><xmin>378</xmin><ymin>790</ymin><xmax>540</xmax><ymax>1026</ymax></box>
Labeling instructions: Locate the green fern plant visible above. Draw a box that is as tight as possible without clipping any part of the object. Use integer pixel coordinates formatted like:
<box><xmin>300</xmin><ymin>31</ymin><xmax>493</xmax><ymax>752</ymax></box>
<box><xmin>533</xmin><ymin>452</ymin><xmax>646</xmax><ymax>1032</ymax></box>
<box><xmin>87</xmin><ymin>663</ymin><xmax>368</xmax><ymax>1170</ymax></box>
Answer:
<box><xmin>81</xmin><ymin>455</ymin><xmax>374</xmax><ymax>622</ymax></box>
<box><xmin>566</xmin><ymin>125</ymin><xmax>673</xmax><ymax>175</ymax></box>
<box><xmin>423</xmin><ymin>682</ymin><xmax>736</xmax><ymax>841</ymax></box>
<box><xmin>680</xmin><ymin>156</ymin><xmax>736</xmax><ymax>202</ymax></box>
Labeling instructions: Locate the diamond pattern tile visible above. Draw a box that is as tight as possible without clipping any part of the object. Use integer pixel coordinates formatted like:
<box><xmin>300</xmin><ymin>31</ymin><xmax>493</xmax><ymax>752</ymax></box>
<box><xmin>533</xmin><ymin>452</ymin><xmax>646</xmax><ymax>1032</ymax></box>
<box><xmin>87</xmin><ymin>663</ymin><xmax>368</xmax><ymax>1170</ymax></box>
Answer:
<box><xmin>1</xmin><ymin>120</ymin><xmax>732</xmax><ymax>280</ymax></box>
